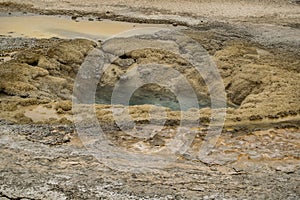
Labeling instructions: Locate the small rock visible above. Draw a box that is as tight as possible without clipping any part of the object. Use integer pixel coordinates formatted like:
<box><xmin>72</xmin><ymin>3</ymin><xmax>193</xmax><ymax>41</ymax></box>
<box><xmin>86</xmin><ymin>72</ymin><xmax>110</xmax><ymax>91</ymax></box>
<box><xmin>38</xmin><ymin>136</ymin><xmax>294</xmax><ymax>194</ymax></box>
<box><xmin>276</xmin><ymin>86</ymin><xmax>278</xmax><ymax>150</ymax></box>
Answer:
<box><xmin>63</xmin><ymin>134</ymin><xmax>71</xmax><ymax>142</ymax></box>
<box><xmin>149</xmin><ymin>135</ymin><xmax>165</xmax><ymax>146</ymax></box>
<box><xmin>203</xmin><ymin>196</ymin><xmax>209</xmax><ymax>200</ymax></box>
<box><xmin>249</xmin><ymin>115</ymin><xmax>263</xmax><ymax>121</ymax></box>
<box><xmin>112</xmin><ymin>58</ymin><xmax>135</xmax><ymax>68</ymax></box>
<box><xmin>188</xmin><ymin>185</ymin><xmax>204</xmax><ymax>191</ymax></box>
<box><xmin>131</xmin><ymin>173</ymin><xmax>137</xmax><ymax>178</ymax></box>
<box><xmin>274</xmin><ymin>165</ymin><xmax>296</xmax><ymax>174</ymax></box>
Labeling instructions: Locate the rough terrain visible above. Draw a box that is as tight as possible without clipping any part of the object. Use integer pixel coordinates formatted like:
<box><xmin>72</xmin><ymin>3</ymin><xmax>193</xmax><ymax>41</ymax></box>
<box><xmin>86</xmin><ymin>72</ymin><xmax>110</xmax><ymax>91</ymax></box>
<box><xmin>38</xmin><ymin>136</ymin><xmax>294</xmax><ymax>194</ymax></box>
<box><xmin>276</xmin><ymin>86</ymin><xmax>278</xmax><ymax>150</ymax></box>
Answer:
<box><xmin>0</xmin><ymin>0</ymin><xmax>299</xmax><ymax>199</ymax></box>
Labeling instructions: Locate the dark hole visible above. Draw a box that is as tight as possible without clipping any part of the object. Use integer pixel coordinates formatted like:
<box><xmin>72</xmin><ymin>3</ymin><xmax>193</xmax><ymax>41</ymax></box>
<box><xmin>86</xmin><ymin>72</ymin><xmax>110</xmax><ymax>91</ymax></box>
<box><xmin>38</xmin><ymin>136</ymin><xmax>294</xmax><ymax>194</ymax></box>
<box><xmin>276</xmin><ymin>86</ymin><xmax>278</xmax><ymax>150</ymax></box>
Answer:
<box><xmin>119</xmin><ymin>54</ymin><xmax>132</xmax><ymax>59</ymax></box>
<box><xmin>28</xmin><ymin>60</ymin><xmax>39</xmax><ymax>66</ymax></box>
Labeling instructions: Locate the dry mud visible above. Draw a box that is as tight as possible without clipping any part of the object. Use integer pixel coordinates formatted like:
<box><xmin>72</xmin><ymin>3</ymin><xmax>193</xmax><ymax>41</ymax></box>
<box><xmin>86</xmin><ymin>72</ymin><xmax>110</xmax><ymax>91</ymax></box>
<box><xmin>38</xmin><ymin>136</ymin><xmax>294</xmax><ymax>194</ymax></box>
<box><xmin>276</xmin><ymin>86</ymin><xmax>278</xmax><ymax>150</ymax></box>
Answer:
<box><xmin>0</xmin><ymin>1</ymin><xmax>299</xmax><ymax>199</ymax></box>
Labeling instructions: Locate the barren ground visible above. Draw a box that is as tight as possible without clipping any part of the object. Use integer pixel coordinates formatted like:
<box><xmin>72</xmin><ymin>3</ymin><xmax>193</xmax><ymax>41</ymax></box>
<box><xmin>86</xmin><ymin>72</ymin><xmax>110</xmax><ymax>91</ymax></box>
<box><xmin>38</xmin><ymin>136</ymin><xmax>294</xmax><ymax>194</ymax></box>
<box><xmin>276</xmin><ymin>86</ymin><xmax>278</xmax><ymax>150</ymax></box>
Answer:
<box><xmin>0</xmin><ymin>1</ymin><xmax>299</xmax><ymax>199</ymax></box>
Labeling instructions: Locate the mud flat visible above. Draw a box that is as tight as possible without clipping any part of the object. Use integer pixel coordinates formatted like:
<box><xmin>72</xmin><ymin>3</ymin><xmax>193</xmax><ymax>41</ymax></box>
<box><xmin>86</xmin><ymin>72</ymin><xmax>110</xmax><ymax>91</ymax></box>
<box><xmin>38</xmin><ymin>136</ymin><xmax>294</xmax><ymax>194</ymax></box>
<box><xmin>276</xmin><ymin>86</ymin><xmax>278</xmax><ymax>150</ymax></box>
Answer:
<box><xmin>0</xmin><ymin>1</ymin><xmax>299</xmax><ymax>199</ymax></box>
<box><xmin>0</xmin><ymin>15</ymin><xmax>168</xmax><ymax>40</ymax></box>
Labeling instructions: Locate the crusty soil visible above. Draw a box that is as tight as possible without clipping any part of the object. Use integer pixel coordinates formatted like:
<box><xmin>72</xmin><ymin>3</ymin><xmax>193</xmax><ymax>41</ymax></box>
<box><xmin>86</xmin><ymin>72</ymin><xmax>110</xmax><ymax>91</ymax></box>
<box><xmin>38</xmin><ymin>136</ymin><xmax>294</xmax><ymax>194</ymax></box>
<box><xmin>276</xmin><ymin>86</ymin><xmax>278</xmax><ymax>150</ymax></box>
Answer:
<box><xmin>0</xmin><ymin>1</ymin><xmax>299</xmax><ymax>199</ymax></box>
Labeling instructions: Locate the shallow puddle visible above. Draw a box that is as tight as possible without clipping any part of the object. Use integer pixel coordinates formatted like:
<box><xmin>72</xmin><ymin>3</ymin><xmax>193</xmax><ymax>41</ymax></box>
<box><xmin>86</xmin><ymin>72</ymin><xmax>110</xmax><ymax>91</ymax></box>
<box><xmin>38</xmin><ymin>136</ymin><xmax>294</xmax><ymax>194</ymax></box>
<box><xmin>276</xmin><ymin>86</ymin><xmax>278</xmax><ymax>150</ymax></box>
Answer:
<box><xmin>96</xmin><ymin>85</ymin><xmax>182</xmax><ymax>110</ymax></box>
<box><xmin>0</xmin><ymin>15</ymin><xmax>165</xmax><ymax>40</ymax></box>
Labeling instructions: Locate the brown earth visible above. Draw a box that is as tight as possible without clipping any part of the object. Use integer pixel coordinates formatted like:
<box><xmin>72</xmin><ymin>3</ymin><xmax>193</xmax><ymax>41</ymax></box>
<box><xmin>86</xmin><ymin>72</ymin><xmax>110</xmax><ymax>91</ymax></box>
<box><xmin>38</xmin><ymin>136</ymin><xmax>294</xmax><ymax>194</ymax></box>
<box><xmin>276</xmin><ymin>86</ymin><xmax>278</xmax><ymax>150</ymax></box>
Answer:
<box><xmin>0</xmin><ymin>1</ymin><xmax>299</xmax><ymax>199</ymax></box>
<box><xmin>0</xmin><ymin>31</ymin><xmax>299</xmax><ymax>128</ymax></box>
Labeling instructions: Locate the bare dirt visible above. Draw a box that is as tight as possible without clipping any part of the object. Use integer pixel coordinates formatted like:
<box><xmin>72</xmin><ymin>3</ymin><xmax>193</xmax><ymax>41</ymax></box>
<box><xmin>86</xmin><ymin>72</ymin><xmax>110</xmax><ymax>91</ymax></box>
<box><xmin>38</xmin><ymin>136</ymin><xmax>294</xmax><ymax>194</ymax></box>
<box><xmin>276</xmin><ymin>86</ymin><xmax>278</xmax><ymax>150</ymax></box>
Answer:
<box><xmin>0</xmin><ymin>1</ymin><xmax>299</xmax><ymax>199</ymax></box>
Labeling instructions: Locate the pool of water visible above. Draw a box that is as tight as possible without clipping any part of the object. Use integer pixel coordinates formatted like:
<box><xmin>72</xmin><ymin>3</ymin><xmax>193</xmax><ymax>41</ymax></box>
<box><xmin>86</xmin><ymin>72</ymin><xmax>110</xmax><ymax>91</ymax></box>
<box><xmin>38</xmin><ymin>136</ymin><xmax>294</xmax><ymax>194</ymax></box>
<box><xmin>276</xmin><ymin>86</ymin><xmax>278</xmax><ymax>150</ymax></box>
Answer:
<box><xmin>95</xmin><ymin>85</ymin><xmax>211</xmax><ymax>111</ymax></box>
<box><xmin>0</xmin><ymin>14</ymin><xmax>165</xmax><ymax>40</ymax></box>
<box><xmin>0</xmin><ymin>14</ymin><xmax>216</xmax><ymax>110</ymax></box>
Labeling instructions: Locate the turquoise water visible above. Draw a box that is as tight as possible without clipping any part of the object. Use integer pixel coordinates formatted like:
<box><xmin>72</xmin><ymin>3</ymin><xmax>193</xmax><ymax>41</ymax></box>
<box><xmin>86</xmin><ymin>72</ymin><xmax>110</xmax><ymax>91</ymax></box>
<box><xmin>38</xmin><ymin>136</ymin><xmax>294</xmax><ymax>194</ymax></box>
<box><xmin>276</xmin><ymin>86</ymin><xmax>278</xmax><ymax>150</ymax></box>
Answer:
<box><xmin>95</xmin><ymin>85</ymin><xmax>211</xmax><ymax>111</ymax></box>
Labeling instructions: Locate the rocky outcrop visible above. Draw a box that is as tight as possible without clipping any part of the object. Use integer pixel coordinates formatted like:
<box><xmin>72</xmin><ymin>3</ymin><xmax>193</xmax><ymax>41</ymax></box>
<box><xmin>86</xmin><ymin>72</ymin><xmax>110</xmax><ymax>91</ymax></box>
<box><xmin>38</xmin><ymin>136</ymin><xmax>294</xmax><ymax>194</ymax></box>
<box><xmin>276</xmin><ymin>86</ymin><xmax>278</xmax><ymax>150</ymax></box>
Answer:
<box><xmin>0</xmin><ymin>34</ymin><xmax>299</xmax><ymax>127</ymax></box>
<box><xmin>0</xmin><ymin>39</ymin><xmax>96</xmax><ymax>100</ymax></box>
